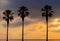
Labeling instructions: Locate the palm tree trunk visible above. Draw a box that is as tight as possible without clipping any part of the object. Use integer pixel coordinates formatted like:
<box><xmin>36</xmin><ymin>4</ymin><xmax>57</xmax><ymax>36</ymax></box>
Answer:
<box><xmin>6</xmin><ymin>20</ymin><xmax>9</xmax><ymax>41</ymax></box>
<box><xmin>46</xmin><ymin>10</ymin><xmax>48</xmax><ymax>41</ymax></box>
<box><xmin>22</xmin><ymin>18</ymin><xmax>24</xmax><ymax>41</ymax></box>
<box><xmin>46</xmin><ymin>20</ymin><xmax>48</xmax><ymax>41</ymax></box>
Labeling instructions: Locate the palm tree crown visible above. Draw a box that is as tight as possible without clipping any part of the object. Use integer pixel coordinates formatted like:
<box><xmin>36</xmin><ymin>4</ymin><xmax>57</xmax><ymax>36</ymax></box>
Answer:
<box><xmin>3</xmin><ymin>10</ymin><xmax>14</xmax><ymax>21</ymax></box>
<box><xmin>41</xmin><ymin>5</ymin><xmax>53</xmax><ymax>18</ymax></box>
<box><xmin>18</xmin><ymin>6</ymin><xmax>29</xmax><ymax>20</ymax></box>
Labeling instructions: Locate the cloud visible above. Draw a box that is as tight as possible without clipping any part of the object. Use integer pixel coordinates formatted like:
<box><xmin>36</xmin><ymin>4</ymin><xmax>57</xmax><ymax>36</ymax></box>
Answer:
<box><xmin>0</xmin><ymin>0</ymin><xmax>9</xmax><ymax>8</ymax></box>
<box><xmin>27</xmin><ymin>28</ymin><xmax>36</xmax><ymax>32</ymax></box>
<box><xmin>47</xmin><ymin>18</ymin><xmax>60</xmax><ymax>33</ymax></box>
<box><xmin>52</xmin><ymin>30</ymin><xmax>60</xmax><ymax>32</ymax></box>
<box><xmin>2</xmin><ymin>17</ymin><xmax>60</xmax><ymax>39</ymax></box>
<box><xmin>2</xmin><ymin>17</ymin><xmax>39</xmax><ymax>27</ymax></box>
<box><xmin>2</xmin><ymin>0</ymin><xmax>8</xmax><ymax>3</ymax></box>
<box><xmin>49</xmin><ymin>24</ymin><xmax>60</xmax><ymax>28</ymax></box>
<box><xmin>49</xmin><ymin>18</ymin><xmax>60</xmax><ymax>28</ymax></box>
<box><xmin>0</xmin><ymin>19</ymin><xmax>46</xmax><ymax>39</ymax></box>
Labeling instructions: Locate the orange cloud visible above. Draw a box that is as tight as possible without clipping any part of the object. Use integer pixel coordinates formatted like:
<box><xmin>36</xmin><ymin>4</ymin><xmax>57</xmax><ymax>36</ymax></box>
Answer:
<box><xmin>0</xmin><ymin>17</ymin><xmax>60</xmax><ymax>39</ymax></box>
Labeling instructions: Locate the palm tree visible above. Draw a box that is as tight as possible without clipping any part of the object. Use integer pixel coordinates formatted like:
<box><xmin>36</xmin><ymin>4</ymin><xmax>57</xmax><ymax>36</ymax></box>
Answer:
<box><xmin>41</xmin><ymin>5</ymin><xmax>53</xmax><ymax>41</ymax></box>
<box><xmin>3</xmin><ymin>10</ymin><xmax>14</xmax><ymax>41</ymax></box>
<box><xmin>18</xmin><ymin>6</ymin><xmax>29</xmax><ymax>41</ymax></box>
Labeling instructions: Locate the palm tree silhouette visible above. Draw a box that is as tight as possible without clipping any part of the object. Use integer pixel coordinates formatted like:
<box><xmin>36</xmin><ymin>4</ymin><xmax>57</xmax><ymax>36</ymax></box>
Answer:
<box><xmin>3</xmin><ymin>10</ymin><xmax>14</xmax><ymax>41</ymax></box>
<box><xmin>41</xmin><ymin>5</ymin><xmax>53</xmax><ymax>41</ymax></box>
<box><xmin>18</xmin><ymin>6</ymin><xmax>29</xmax><ymax>41</ymax></box>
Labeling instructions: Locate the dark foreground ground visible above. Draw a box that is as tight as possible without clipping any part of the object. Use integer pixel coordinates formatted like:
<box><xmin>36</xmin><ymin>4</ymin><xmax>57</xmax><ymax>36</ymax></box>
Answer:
<box><xmin>0</xmin><ymin>39</ymin><xmax>60</xmax><ymax>41</ymax></box>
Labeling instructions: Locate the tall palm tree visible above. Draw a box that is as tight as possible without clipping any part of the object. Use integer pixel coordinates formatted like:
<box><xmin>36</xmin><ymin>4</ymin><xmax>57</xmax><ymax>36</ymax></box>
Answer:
<box><xmin>18</xmin><ymin>6</ymin><xmax>29</xmax><ymax>41</ymax></box>
<box><xmin>3</xmin><ymin>10</ymin><xmax>14</xmax><ymax>41</ymax></box>
<box><xmin>41</xmin><ymin>5</ymin><xmax>53</xmax><ymax>41</ymax></box>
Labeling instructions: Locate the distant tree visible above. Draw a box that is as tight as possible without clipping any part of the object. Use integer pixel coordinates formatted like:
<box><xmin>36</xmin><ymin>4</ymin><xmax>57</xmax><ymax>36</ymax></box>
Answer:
<box><xmin>41</xmin><ymin>5</ymin><xmax>53</xmax><ymax>41</ymax></box>
<box><xmin>18</xmin><ymin>6</ymin><xmax>29</xmax><ymax>41</ymax></box>
<box><xmin>3</xmin><ymin>10</ymin><xmax>14</xmax><ymax>41</ymax></box>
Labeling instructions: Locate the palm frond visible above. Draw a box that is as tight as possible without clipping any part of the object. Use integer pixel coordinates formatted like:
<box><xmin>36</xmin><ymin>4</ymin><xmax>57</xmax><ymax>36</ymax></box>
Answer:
<box><xmin>6</xmin><ymin>10</ymin><xmax>11</xmax><ymax>15</ymax></box>
<box><xmin>25</xmin><ymin>12</ymin><xmax>29</xmax><ymax>16</ymax></box>
<box><xmin>20</xmin><ymin>6</ymin><xmax>28</xmax><ymax>11</ymax></box>
<box><xmin>42</xmin><ymin>13</ymin><xmax>45</xmax><ymax>16</ymax></box>
<box><xmin>18</xmin><ymin>6</ymin><xmax>29</xmax><ymax>18</ymax></box>
<box><xmin>10</xmin><ymin>16</ymin><xmax>14</xmax><ymax>21</ymax></box>
<box><xmin>3</xmin><ymin>17</ymin><xmax>6</xmax><ymax>19</ymax></box>
<box><xmin>49</xmin><ymin>13</ymin><xmax>53</xmax><ymax>17</ymax></box>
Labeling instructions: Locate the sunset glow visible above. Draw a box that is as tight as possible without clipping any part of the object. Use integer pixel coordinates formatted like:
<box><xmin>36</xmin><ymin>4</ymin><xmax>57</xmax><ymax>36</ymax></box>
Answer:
<box><xmin>0</xmin><ymin>18</ymin><xmax>60</xmax><ymax>39</ymax></box>
<box><xmin>0</xmin><ymin>0</ymin><xmax>60</xmax><ymax>40</ymax></box>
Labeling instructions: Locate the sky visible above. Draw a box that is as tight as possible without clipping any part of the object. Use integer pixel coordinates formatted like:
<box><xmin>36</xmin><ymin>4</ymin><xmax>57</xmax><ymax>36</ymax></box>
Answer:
<box><xmin>0</xmin><ymin>0</ymin><xmax>60</xmax><ymax>39</ymax></box>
